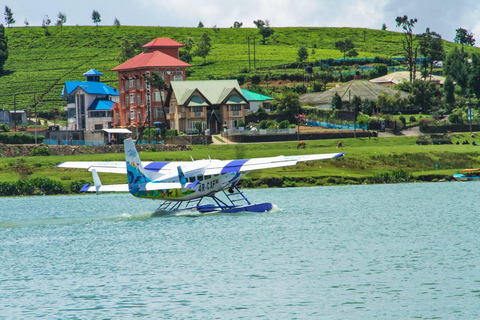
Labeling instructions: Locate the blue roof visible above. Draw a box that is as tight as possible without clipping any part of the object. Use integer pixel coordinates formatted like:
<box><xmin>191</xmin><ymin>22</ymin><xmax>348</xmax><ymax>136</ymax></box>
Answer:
<box><xmin>62</xmin><ymin>81</ymin><xmax>119</xmax><ymax>97</ymax></box>
<box><xmin>83</xmin><ymin>69</ymin><xmax>104</xmax><ymax>76</ymax></box>
<box><xmin>88</xmin><ymin>99</ymin><xmax>115</xmax><ymax>111</ymax></box>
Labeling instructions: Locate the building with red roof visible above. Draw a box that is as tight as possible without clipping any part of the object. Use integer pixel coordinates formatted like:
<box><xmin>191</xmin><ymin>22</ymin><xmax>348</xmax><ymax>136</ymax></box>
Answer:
<box><xmin>112</xmin><ymin>38</ymin><xmax>191</xmax><ymax>136</ymax></box>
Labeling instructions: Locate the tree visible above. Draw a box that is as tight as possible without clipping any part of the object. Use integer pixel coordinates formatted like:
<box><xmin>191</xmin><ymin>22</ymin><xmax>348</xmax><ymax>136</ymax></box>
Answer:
<box><xmin>253</xmin><ymin>20</ymin><xmax>265</xmax><ymax>28</ymax></box>
<box><xmin>146</xmin><ymin>73</ymin><xmax>170</xmax><ymax>130</ymax></box>
<box><xmin>114</xmin><ymin>17</ymin><xmax>121</xmax><ymax>27</ymax></box>
<box><xmin>179</xmin><ymin>37</ymin><xmax>194</xmax><ymax>63</ymax></box>
<box><xmin>117</xmin><ymin>37</ymin><xmax>135</xmax><ymax>62</ymax></box>
<box><xmin>194</xmin><ymin>32</ymin><xmax>212</xmax><ymax>64</ymax></box>
<box><xmin>0</xmin><ymin>24</ymin><xmax>8</xmax><ymax>75</ymax></box>
<box><xmin>444</xmin><ymin>47</ymin><xmax>469</xmax><ymax>94</ymax></box>
<box><xmin>42</xmin><ymin>15</ymin><xmax>51</xmax><ymax>35</ymax></box>
<box><xmin>331</xmin><ymin>92</ymin><xmax>343</xmax><ymax>110</ymax></box>
<box><xmin>381</xmin><ymin>23</ymin><xmax>387</xmax><ymax>31</ymax></box>
<box><xmin>297</xmin><ymin>46</ymin><xmax>308</xmax><ymax>65</ymax></box>
<box><xmin>92</xmin><ymin>10</ymin><xmax>101</xmax><ymax>26</ymax></box>
<box><xmin>444</xmin><ymin>75</ymin><xmax>455</xmax><ymax>105</ymax></box>
<box><xmin>56</xmin><ymin>12</ymin><xmax>67</xmax><ymax>27</ymax></box>
<box><xmin>469</xmin><ymin>53</ymin><xmax>480</xmax><ymax>100</ymax></box>
<box><xmin>361</xmin><ymin>99</ymin><xmax>374</xmax><ymax>116</ymax></box>
<box><xmin>410</xmin><ymin>80</ymin><xmax>442</xmax><ymax>113</ymax></box>
<box><xmin>4</xmin><ymin>6</ymin><xmax>15</xmax><ymax>28</ymax></box>
<box><xmin>271</xmin><ymin>90</ymin><xmax>300</xmax><ymax>122</ymax></box>
<box><xmin>197</xmin><ymin>21</ymin><xmax>204</xmax><ymax>28</ymax></box>
<box><xmin>454</xmin><ymin>27</ymin><xmax>475</xmax><ymax>53</ymax></box>
<box><xmin>418</xmin><ymin>28</ymin><xmax>445</xmax><ymax>80</ymax></box>
<box><xmin>233</xmin><ymin>21</ymin><xmax>243</xmax><ymax>28</ymax></box>
<box><xmin>335</xmin><ymin>39</ymin><xmax>355</xmax><ymax>63</ymax></box>
<box><xmin>24</xmin><ymin>18</ymin><xmax>28</xmax><ymax>27</ymax></box>
<box><xmin>395</xmin><ymin>15</ymin><xmax>418</xmax><ymax>83</ymax></box>
<box><xmin>258</xmin><ymin>20</ymin><xmax>274</xmax><ymax>45</ymax></box>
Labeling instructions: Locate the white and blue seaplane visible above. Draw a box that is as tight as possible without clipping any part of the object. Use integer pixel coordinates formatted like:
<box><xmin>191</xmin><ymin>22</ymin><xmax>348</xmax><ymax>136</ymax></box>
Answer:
<box><xmin>57</xmin><ymin>139</ymin><xmax>345</xmax><ymax>213</ymax></box>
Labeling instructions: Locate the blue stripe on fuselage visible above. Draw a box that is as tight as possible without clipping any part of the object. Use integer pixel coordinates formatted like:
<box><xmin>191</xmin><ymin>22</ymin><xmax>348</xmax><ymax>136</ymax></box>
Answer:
<box><xmin>221</xmin><ymin>159</ymin><xmax>249</xmax><ymax>174</ymax></box>
<box><xmin>144</xmin><ymin>162</ymin><xmax>170</xmax><ymax>172</ymax></box>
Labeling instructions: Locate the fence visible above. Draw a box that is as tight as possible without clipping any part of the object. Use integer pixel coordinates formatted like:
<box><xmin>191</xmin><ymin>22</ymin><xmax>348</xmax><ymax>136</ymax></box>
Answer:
<box><xmin>306</xmin><ymin>120</ymin><xmax>367</xmax><ymax>131</ymax></box>
<box><xmin>43</xmin><ymin>139</ymin><xmax>105</xmax><ymax>146</ymax></box>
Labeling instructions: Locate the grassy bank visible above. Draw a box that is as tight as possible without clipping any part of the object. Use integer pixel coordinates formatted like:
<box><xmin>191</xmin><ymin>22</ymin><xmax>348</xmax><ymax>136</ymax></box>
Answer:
<box><xmin>1</xmin><ymin>133</ymin><xmax>479</xmax><ymax>193</ymax></box>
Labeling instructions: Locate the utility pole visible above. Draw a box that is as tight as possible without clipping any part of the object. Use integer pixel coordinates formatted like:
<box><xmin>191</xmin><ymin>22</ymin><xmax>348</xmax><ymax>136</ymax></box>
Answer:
<box><xmin>253</xmin><ymin>37</ymin><xmax>256</xmax><ymax>69</ymax></box>
<box><xmin>247</xmin><ymin>36</ymin><xmax>251</xmax><ymax>71</ymax></box>
<box><xmin>34</xmin><ymin>94</ymin><xmax>38</xmax><ymax>144</ymax></box>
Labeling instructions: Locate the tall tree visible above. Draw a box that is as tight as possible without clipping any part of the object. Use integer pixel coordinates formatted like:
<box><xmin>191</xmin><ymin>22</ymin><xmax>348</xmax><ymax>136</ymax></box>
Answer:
<box><xmin>4</xmin><ymin>6</ymin><xmax>14</xmax><ymax>28</ymax></box>
<box><xmin>117</xmin><ymin>37</ymin><xmax>135</xmax><ymax>62</ymax></box>
<box><xmin>194</xmin><ymin>32</ymin><xmax>212</xmax><ymax>64</ymax></box>
<box><xmin>42</xmin><ymin>15</ymin><xmax>51</xmax><ymax>35</ymax></box>
<box><xmin>444</xmin><ymin>75</ymin><xmax>455</xmax><ymax>105</ymax></box>
<box><xmin>335</xmin><ymin>39</ymin><xmax>355</xmax><ymax>63</ymax></box>
<box><xmin>297</xmin><ymin>46</ymin><xmax>308</xmax><ymax>65</ymax></box>
<box><xmin>146</xmin><ymin>73</ymin><xmax>170</xmax><ymax>129</ymax></box>
<box><xmin>0</xmin><ymin>24</ymin><xmax>8</xmax><ymax>75</ymax></box>
<box><xmin>253</xmin><ymin>19</ymin><xmax>265</xmax><ymax>28</ymax></box>
<box><xmin>233</xmin><ymin>21</ymin><xmax>243</xmax><ymax>28</ymax></box>
<box><xmin>331</xmin><ymin>92</ymin><xmax>343</xmax><ymax>110</ymax></box>
<box><xmin>258</xmin><ymin>20</ymin><xmax>274</xmax><ymax>44</ymax></box>
<box><xmin>468</xmin><ymin>53</ymin><xmax>480</xmax><ymax>100</ymax></box>
<box><xmin>395</xmin><ymin>15</ymin><xmax>418</xmax><ymax>83</ymax></box>
<box><xmin>419</xmin><ymin>28</ymin><xmax>445</xmax><ymax>80</ymax></box>
<box><xmin>381</xmin><ymin>23</ymin><xmax>387</xmax><ymax>31</ymax></box>
<box><xmin>113</xmin><ymin>17</ymin><xmax>121</xmax><ymax>27</ymax></box>
<box><xmin>454</xmin><ymin>27</ymin><xmax>475</xmax><ymax>53</ymax></box>
<box><xmin>445</xmin><ymin>47</ymin><xmax>469</xmax><ymax>94</ymax></box>
<box><xmin>197</xmin><ymin>21</ymin><xmax>204</xmax><ymax>28</ymax></box>
<box><xmin>56</xmin><ymin>12</ymin><xmax>67</xmax><ymax>27</ymax></box>
<box><xmin>272</xmin><ymin>90</ymin><xmax>300</xmax><ymax>123</ymax></box>
<box><xmin>92</xmin><ymin>10</ymin><xmax>101</xmax><ymax>26</ymax></box>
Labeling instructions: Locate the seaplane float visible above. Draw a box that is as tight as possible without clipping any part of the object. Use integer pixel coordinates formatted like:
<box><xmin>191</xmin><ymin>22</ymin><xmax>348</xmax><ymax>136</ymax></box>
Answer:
<box><xmin>57</xmin><ymin>139</ymin><xmax>345</xmax><ymax>213</ymax></box>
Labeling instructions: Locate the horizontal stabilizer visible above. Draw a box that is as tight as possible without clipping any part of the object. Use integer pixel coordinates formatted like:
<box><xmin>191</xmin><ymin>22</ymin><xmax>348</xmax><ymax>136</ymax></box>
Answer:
<box><xmin>83</xmin><ymin>184</ymin><xmax>130</xmax><ymax>192</ymax></box>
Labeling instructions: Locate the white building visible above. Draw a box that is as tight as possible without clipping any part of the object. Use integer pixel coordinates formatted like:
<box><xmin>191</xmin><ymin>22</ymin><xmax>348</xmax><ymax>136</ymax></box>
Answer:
<box><xmin>61</xmin><ymin>69</ymin><xmax>119</xmax><ymax>131</ymax></box>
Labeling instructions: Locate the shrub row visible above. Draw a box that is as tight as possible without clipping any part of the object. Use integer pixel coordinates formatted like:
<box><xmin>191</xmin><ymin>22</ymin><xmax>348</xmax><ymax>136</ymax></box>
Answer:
<box><xmin>0</xmin><ymin>133</ymin><xmax>44</xmax><ymax>144</ymax></box>
<box><xmin>0</xmin><ymin>178</ymin><xmax>91</xmax><ymax>196</ymax></box>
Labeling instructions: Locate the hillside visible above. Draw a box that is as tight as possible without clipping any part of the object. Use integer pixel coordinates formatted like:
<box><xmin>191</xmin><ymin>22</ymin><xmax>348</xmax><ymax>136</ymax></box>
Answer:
<box><xmin>0</xmin><ymin>25</ymin><xmax>470</xmax><ymax>112</ymax></box>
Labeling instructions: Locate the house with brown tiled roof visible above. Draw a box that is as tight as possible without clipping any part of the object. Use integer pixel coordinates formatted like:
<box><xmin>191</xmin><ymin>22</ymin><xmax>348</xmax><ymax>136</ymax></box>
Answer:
<box><xmin>111</xmin><ymin>38</ymin><xmax>191</xmax><ymax>137</ymax></box>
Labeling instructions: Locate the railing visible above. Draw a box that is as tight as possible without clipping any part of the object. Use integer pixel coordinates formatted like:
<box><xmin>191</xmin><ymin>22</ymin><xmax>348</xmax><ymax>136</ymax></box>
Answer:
<box><xmin>43</xmin><ymin>139</ymin><xmax>105</xmax><ymax>146</ymax></box>
<box><xmin>306</xmin><ymin>120</ymin><xmax>367</xmax><ymax>130</ymax></box>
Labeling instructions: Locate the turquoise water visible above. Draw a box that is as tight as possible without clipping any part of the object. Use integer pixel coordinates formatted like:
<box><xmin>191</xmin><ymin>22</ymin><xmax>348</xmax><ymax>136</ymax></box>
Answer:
<box><xmin>1</xmin><ymin>182</ymin><xmax>480</xmax><ymax>319</ymax></box>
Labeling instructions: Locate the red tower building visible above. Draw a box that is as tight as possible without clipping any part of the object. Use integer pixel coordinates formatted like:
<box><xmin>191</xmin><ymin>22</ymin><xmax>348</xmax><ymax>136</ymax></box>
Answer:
<box><xmin>111</xmin><ymin>38</ymin><xmax>191</xmax><ymax>137</ymax></box>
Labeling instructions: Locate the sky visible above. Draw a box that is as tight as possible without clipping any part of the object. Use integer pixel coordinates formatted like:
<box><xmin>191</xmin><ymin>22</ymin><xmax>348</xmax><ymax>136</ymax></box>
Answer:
<box><xmin>3</xmin><ymin>0</ymin><xmax>480</xmax><ymax>44</ymax></box>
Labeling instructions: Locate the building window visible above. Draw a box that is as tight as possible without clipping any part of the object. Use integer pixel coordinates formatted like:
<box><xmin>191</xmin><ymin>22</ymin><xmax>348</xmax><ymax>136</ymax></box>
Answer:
<box><xmin>153</xmin><ymin>91</ymin><xmax>165</xmax><ymax>102</ymax></box>
<box><xmin>130</xmin><ymin>93</ymin><xmax>136</xmax><ymax>105</ymax></box>
<box><xmin>129</xmin><ymin>77</ymin><xmax>134</xmax><ymax>88</ymax></box>
<box><xmin>173</xmin><ymin>74</ymin><xmax>183</xmax><ymax>81</ymax></box>
<box><xmin>154</xmin><ymin>108</ymin><xmax>164</xmax><ymax>118</ymax></box>
<box><xmin>230</xmin><ymin>105</ymin><xmax>241</xmax><ymax>111</ymax></box>
<box><xmin>137</xmin><ymin>94</ymin><xmax>141</xmax><ymax>105</ymax></box>
<box><xmin>94</xmin><ymin>124</ymin><xmax>103</xmax><ymax>130</ymax></box>
<box><xmin>124</xmin><ymin>80</ymin><xmax>128</xmax><ymax>91</ymax></box>
<box><xmin>136</xmin><ymin>78</ymin><xmax>141</xmax><ymax>89</ymax></box>
<box><xmin>192</xmin><ymin>106</ymin><xmax>202</xmax><ymax>113</ymax></box>
<box><xmin>138</xmin><ymin>111</ymin><xmax>142</xmax><ymax>123</ymax></box>
<box><xmin>130</xmin><ymin>110</ymin><xmax>136</xmax><ymax>120</ymax></box>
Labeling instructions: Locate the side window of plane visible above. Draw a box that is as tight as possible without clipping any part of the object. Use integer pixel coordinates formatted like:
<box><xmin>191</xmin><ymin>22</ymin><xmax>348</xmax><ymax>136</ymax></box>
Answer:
<box><xmin>197</xmin><ymin>175</ymin><xmax>204</xmax><ymax>181</ymax></box>
<box><xmin>204</xmin><ymin>175</ymin><xmax>211</xmax><ymax>180</ymax></box>
<box><xmin>189</xmin><ymin>176</ymin><xmax>195</xmax><ymax>182</ymax></box>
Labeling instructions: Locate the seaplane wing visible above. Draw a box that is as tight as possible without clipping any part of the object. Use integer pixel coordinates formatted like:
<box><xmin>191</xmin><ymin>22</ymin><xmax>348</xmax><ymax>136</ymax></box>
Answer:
<box><xmin>203</xmin><ymin>153</ymin><xmax>345</xmax><ymax>175</ymax></box>
<box><xmin>57</xmin><ymin>161</ymin><xmax>127</xmax><ymax>174</ymax></box>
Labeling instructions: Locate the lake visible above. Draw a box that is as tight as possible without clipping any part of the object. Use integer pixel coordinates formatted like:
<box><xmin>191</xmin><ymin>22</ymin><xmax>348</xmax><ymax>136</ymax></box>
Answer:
<box><xmin>1</xmin><ymin>182</ymin><xmax>479</xmax><ymax>319</ymax></box>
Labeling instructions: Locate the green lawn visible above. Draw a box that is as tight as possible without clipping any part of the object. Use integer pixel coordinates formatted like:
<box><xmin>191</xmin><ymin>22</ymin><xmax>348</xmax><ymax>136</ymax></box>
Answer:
<box><xmin>2</xmin><ymin>134</ymin><xmax>480</xmax><ymax>190</ymax></box>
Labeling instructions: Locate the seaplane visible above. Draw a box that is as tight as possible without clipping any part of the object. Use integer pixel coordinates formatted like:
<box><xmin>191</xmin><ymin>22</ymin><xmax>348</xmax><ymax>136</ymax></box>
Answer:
<box><xmin>57</xmin><ymin>139</ymin><xmax>345</xmax><ymax>213</ymax></box>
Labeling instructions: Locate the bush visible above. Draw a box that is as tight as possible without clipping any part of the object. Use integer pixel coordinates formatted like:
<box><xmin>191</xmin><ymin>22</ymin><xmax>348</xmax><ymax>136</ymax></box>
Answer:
<box><xmin>398</xmin><ymin>116</ymin><xmax>406</xmax><ymax>127</ymax></box>
<box><xmin>409</xmin><ymin>115</ymin><xmax>417</xmax><ymax>123</ymax></box>
<box><xmin>70</xmin><ymin>180</ymin><xmax>89</xmax><ymax>193</ymax></box>
<box><xmin>258</xmin><ymin>120</ymin><xmax>268</xmax><ymax>129</ymax></box>
<box><xmin>0</xmin><ymin>133</ymin><xmax>44</xmax><ymax>144</ymax></box>
<box><xmin>165</xmin><ymin>129</ymin><xmax>178</xmax><ymax>137</ymax></box>
<box><xmin>30</xmin><ymin>147</ymin><xmax>51</xmax><ymax>156</ymax></box>
<box><xmin>278</xmin><ymin>120</ymin><xmax>290</xmax><ymax>129</ymax></box>
<box><xmin>0</xmin><ymin>124</ymin><xmax>10</xmax><ymax>132</ymax></box>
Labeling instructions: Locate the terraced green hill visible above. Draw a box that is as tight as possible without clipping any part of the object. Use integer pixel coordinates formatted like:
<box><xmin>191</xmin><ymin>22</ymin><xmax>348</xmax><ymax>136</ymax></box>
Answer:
<box><xmin>0</xmin><ymin>25</ymin><xmax>468</xmax><ymax>112</ymax></box>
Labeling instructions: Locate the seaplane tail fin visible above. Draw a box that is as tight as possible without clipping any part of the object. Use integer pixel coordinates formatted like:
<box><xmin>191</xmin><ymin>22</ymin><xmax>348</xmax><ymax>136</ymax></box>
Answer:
<box><xmin>124</xmin><ymin>138</ymin><xmax>152</xmax><ymax>189</ymax></box>
<box><xmin>177</xmin><ymin>166</ymin><xmax>187</xmax><ymax>186</ymax></box>
<box><xmin>92</xmin><ymin>168</ymin><xmax>102</xmax><ymax>194</ymax></box>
